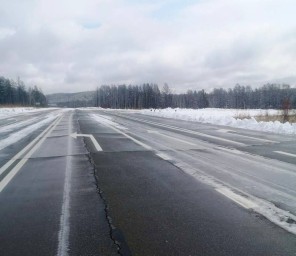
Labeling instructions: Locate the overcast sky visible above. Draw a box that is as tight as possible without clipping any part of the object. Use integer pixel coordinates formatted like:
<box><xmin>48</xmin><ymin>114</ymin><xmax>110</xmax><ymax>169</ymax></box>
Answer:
<box><xmin>0</xmin><ymin>0</ymin><xmax>295</xmax><ymax>94</ymax></box>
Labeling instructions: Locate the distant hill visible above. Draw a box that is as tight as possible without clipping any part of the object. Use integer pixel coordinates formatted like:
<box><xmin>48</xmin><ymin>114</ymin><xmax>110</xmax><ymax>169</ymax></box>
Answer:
<box><xmin>46</xmin><ymin>91</ymin><xmax>95</xmax><ymax>107</ymax></box>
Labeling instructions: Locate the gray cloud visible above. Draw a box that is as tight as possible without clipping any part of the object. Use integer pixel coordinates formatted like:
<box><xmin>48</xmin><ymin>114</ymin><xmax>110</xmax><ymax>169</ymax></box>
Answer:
<box><xmin>0</xmin><ymin>0</ymin><xmax>296</xmax><ymax>93</ymax></box>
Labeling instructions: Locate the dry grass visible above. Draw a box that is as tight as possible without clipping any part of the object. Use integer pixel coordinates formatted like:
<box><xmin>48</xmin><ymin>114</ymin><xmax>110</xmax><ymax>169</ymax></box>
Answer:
<box><xmin>235</xmin><ymin>109</ymin><xmax>296</xmax><ymax>123</ymax></box>
<box><xmin>255</xmin><ymin>114</ymin><xmax>296</xmax><ymax>123</ymax></box>
<box><xmin>255</xmin><ymin>109</ymin><xmax>296</xmax><ymax>123</ymax></box>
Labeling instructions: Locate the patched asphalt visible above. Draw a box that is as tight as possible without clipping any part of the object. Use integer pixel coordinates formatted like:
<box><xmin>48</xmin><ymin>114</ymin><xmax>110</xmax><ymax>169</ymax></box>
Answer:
<box><xmin>79</xmin><ymin>111</ymin><xmax>296</xmax><ymax>256</ymax></box>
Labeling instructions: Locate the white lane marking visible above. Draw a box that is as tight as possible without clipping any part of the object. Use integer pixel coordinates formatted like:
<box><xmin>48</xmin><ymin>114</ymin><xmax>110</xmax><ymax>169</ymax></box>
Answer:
<box><xmin>0</xmin><ymin>115</ymin><xmax>63</xmax><ymax>192</ymax></box>
<box><xmin>70</xmin><ymin>132</ymin><xmax>103</xmax><ymax>151</ymax></box>
<box><xmin>97</xmin><ymin>112</ymin><xmax>296</xmax><ymax>234</ymax></box>
<box><xmin>156</xmin><ymin>152</ymin><xmax>172</xmax><ymax>161</ymax></box>
<box><xmin>218</xmin><ymin>128</ymin><xmax>278</xmax><ymax>143</ymax></box>
<box><xmin>217</xmin><ymin>129</ymin><xmax>233</xmax><ymax>133</ymax></box>
<box><xmin>171</xmin><ymin>155</ymin><xmax>296</xmax><ymax>235</ymax></box>
<box><xmin>57</xmin><ymin>113</ymin><xmax>73</xmax><ymax>256</ymax></box>
<box><xmin>274</xmin><ymin>151</ymin><xmax>296</xmax><ymax>158</ymax></box>
<box><xmin>147</xmin><ymin>130</ymin><xmax>197</xmax><ymax>146</ymax></box>
<box><xmin>216</xmin><ymin>147</ymin><xmax>247</xmax><ymax>155</ymax></box>
<box><xmin>216</xmin><ymin>187</ymin><xmax>258</xmax><ymax>209</ymax></box>
<box><xmin>116</xmin><ymin>115</ymin><xmax>246</xmax><ymax>146</ymax></box>
<box><xmin>92</xmin><ymin>114</ymin><xmax>152</xmax><ymax>150</ymax></box>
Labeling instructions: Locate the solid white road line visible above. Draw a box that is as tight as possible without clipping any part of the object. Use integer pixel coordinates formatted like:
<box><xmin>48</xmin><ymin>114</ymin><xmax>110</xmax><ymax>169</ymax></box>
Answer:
<box><xmin>70</xmin><ymin>132</ymin><xmax>103</xmax><ymax>151</ymax></box>
<box><xmin>116</xmin><ymin>115</ymin><xmax>246</xmax><ymax>146</ymax></box>
<box><xmin>274</xmin><ymin>151</ymin><xmax>296</xmax><ymax>158</ymax></box>
<box><xmin>96</xmin><ymin>112</ymin><xmax>296</xmax><ymax>235</ymax></box>
<box><xmin>92</xmin><ymin>114</ymin><xmax>153</xmax><ymax>150</ymax></box>
<box><xmin>218</xmin><ymin>129</ymin><xmax>277</xmax><ymax>143</ymax></box>
<box><xmin>0</xmin><ymin>115</ymin><xmax>63</xmax><ymax>193</ymax></box>
<box><xmin>216</xmin><ymin>187</ymin><xmax>258</xmax><ymax>209</ymax></box>
<box><xmin>147</xmin><ymin>130</ymin><xmax>197</xmax><ymax>146</ymax></box>
<box><xmin>155</xmin><ymin>152</ymin><xmax>172</xmax><ymax>161</ymax></box>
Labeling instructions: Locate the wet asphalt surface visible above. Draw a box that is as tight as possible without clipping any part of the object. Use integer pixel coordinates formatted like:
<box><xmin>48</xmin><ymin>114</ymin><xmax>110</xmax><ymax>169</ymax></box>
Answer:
<box><xmin>0</xmin><ymin>111</ymin><xmax>118</xmax><ymax>256</ymax></box>
<box><xmin>0</xmin><ymin>109</ymin><xmax>296</xmax><ymax>255</ymax></box>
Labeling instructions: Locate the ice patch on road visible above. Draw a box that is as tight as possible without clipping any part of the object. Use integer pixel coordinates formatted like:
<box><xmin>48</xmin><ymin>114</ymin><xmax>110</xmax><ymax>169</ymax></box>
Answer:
<box><xmin>140</xmin><ymin>108</ymin><xmax>296</xmax><ymax>135</ymax></box>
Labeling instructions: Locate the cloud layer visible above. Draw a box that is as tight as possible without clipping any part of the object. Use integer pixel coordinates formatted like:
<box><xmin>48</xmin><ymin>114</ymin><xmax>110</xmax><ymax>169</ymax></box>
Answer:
<box><xmin>0</xmin><ymin>0</ymin><xmax>295</xmax><ymax>93</ymax></box>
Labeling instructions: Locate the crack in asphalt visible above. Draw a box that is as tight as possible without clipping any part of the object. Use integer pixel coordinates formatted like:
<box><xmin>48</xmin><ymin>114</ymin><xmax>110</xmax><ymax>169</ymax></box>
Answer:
<box><xmin>86</xmin><ymin>152</ymin><xmax>132</xmax><ymax>256</ymax></box>
<box><xmin>76</xmin><ymin>117</ymin><xmax>131</xmax><ymax>256</ymax></box>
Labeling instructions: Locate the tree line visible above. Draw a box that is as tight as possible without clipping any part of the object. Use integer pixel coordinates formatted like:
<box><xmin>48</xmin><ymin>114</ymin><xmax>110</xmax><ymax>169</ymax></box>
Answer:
<box><xmin>95</xmin><ymin>83</ymin><xmax>296</xmax><ymax>109</ymax></box>
<box><xmin>0</xmin><ymin>76</ymin><xmax>47</xmax><ymax>106</ymax></box>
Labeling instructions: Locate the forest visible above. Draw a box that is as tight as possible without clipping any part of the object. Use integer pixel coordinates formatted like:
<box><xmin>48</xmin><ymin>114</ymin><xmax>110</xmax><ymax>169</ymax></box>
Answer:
<box><xmin>95</xmin><ymin>83</ymin><xmax>296</xmax><ymax>109</ymax></box>
<box><xmin>0</xmin><ymin>76</ymin><xmax>47</xmax><ymax>106</ymax></box>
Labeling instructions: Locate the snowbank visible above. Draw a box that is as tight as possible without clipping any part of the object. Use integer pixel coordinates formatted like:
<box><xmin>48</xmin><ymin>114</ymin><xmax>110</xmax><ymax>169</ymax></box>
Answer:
<box><xmin>140</xmin><ymin>108</ymin><xmax>296</xmax><ymax>135</ymax></box>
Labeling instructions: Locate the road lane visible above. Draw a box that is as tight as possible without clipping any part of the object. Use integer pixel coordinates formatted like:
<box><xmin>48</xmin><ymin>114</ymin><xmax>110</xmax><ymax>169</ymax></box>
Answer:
<box><xmin>0</xmin><ymin>108</ymin><xmax>61</xmax><ymax>168</ymax></box>
<box><xmin>0</xmin><ymin>115</ymin><xmax>62</xmax><ymax>192</ymax></box>
<box><xmin>103</xmin><ymin>110</ymin><xmax>296</xmax><ymax>161</ymax></box>
<box><xmin>0</xmin><ymin>110</ymin><xmax>118</xmax><ymax>256</ymax></box>
<box><xmin>91</xmin><ymin>111</ymin><xmax>296</xmax><ymax>218</ymax></box>
<box><xmin>77</xmin><ymin>109</ymin><xmax>296</xmax><ymax>255</ymax></box>
<box><xmin>0</xmin><ymin>109</ymin><xmax>60</xmax><ymax>135</ymax></box>
<box><xmin>1</xmin><ymin>108</ymin><xmax>296</xmax><ymax>256</ymax></box>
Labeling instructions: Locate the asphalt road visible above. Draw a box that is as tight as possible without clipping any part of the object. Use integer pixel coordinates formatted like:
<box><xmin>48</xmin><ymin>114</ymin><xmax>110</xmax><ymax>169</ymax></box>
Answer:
<box><xmin>0</xmin><ymin>108</ymin><xmax>296</xmax><ymax>256</ymax></box>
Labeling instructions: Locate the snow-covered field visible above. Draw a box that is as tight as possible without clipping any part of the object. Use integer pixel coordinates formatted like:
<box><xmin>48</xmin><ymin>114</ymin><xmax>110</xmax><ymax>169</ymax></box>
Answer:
<box><xmin>140</xmin><ymin>108</ymin><xmax>296</xmax><ymax>135</ymax></box>
<box><xmin>0</xmin><ymin>107</ymin><xmax>55</xmax><ymax>120</ymax></box>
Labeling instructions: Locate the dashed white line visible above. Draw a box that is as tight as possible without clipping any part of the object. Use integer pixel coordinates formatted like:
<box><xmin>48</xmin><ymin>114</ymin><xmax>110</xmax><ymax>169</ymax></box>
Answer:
<box><xmin>218</xmin><ymin>129</ymin><xmax>277</xmax><ymax>143</ymax></box>
<box><xmin>115</xmin><ymin>115</ymin><xmax>246</xmax><ymax>146</ymax></box>
<box><xmin>92</xmin><ymin>114</ymin><xmax>153</xmax><ymax>151</ymax></box>
<box><xmin>216</xmin><ymin>187</ymin><xmax>258</xmax><ymax>209</ymax></box>
<box><xmin>147</xmin><ymin>130</ymin><xmax>197</xmax><ymax>146</ymax></box>
<box><xmin>274</xmin><ymin>151</ymin><xmax>296</xmax><ymax>158</ymax></box>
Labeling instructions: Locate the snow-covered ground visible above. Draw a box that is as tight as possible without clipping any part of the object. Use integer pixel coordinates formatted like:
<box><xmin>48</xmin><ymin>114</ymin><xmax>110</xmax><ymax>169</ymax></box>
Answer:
<box><xmin>0</xmin><ymin>107</ymin><xmax>56</xmax><ymax>120</ymax></box>
<box><xmin>140</xmin><ymin>108</ymin><xmax>296</xmax><ymax>135</ymax></box>
<box><xmin>0</xmin><ymin>114</ymin><xmax>57</xmax><ymax>151</ymax></box>
<box><xmin>0</xmin><ymin>108</ymin><xmax>61</xmax><ymax>151</ymax></box>
<box><xmin>6</xmin><ymin>107</ymin><xmax>294</xmax><ymax>135</ymax></box>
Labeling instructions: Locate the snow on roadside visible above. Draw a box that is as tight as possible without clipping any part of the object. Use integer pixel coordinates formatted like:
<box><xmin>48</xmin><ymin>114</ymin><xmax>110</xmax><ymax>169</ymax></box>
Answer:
<box><xmin>0</xmin><ymin>113</ymin><xmax>58</xmax><ymax>151</ymax></box>
<box><xmin>140</xmin><ymin>108</ymin><xmax>296</xmax><ymax>135</ymax></box>
<box><xmin>0</xmin><ymin>115</ymin><xmax>44</xmax><ymax>133</ymax></box>
<box><xmin>0</xmin><ymin>107</ymin><xmax>57</xmax><ymax>120</ymax></box>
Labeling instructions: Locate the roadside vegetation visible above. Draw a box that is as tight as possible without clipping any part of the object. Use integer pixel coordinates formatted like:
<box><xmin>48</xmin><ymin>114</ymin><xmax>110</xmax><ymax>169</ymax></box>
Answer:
<box><xmin>94</xmin><ymin>83</ymin><xmax>296</xmax><ymax>111</ymax></box>
<box><xmin>0</xmin><ymin>76</ymin><xmax>47</xmax><ymax>107</ymax></box>
<box><xmin>255</xmin><ymin>110</ymin><xmax>296</xmax><ymax>123</ymax></box>
<box><xmin>234</xmin><ymin>108</ymin><xmax>296</xmax><ymax>123</ymax></box>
